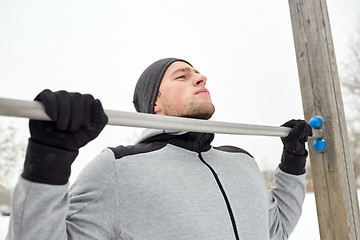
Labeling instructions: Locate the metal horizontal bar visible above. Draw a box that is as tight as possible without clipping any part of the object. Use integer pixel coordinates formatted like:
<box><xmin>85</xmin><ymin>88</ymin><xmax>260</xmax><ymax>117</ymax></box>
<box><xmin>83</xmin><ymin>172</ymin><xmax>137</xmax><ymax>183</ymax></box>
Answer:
<box><xmin>0</xmin><ymin>97</ymin><xmax>322</xmax><ymax>138</ymax></box>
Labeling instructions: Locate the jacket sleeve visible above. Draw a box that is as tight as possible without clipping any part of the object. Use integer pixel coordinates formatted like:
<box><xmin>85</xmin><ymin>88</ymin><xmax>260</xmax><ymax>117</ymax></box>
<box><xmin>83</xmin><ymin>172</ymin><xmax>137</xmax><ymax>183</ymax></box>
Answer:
<box><xmin>267</xmin><ymin>167</ymin><xmax>306</xmax><ymax>240</ymax></box>
<box><xmin>6</xmin><ymin>148</ymin><xmax>121</xmax><ymax>240</ymax></box>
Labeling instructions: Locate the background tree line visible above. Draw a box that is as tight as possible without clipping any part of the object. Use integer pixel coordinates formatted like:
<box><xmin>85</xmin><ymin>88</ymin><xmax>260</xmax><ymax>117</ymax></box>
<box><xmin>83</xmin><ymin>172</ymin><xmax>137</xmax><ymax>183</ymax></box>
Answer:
<box><xmin>341</xmin><ymin>26</ymin><xmax>360</xmax><ymax>185</ymax></box>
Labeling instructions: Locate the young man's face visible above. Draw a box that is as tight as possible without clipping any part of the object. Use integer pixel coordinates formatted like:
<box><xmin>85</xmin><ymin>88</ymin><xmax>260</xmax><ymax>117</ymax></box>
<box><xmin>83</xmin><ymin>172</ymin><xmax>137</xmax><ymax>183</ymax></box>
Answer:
<box><xmin>154</xmin><ymin>61</ymin><xmax>215</xmax><ymax>120</ymax></box>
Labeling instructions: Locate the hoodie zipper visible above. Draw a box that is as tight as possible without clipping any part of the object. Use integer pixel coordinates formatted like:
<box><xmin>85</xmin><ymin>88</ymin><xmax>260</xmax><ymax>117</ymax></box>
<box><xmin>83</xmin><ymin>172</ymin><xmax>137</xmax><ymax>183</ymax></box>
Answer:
<box><xmin>197</xmin><ymin>152</ymin><xmax>240</xmax><ymax>240</ymax></box>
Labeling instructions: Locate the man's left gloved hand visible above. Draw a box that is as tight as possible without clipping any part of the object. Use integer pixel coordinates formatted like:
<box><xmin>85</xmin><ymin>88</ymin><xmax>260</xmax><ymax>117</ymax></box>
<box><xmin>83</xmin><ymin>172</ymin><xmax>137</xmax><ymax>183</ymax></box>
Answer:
<box><xmin>279</xmin><ymin>119</ymin><xmax>312</xmax><ymax>175</ymax></box>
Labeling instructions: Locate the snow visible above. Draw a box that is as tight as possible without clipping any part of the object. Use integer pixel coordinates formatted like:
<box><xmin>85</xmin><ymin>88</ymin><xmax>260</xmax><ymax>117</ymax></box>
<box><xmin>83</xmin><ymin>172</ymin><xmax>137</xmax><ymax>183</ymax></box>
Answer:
<box><xmin>0</xmin><ymin>215</ymin><xmax>8</xmax><ymax>240</ymax></box>
<box><xmin>289</xmin><ymin>192</ymin><xmax>320</xmax><ymax>240</ymax></box>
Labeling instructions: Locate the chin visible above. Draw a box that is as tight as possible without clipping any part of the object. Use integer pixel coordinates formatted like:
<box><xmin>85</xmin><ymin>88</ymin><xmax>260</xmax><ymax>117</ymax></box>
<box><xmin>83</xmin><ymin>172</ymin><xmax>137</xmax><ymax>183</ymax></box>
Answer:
<box><xmin>183</xmin><ymin>104</ymin><xmax>215</xmax><ymax>120</ymax></box>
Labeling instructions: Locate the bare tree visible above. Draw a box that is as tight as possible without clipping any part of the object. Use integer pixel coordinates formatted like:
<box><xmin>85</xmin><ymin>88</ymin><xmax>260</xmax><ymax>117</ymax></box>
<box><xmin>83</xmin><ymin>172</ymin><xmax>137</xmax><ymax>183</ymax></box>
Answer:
<box><xmin>0</xmin><ymin>122</ymin><xmax>26</xmax><ymax>215</ymax></box>
<box><xmin>0</xmin><ymin>124</ymin><xmax>25</xmax><ymax>189</ymax></box>
<box><xmin>339</xmin><ymin>24</ymin><xmax>360</xmax><ymax>185</ymax></box>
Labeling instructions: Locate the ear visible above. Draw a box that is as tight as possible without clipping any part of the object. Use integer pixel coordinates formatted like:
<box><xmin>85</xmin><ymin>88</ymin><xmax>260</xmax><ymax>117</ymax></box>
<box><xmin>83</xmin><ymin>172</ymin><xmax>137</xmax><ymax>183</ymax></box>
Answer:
<box><xmin>154</xmin><ymin>102</ymin><xmax>162</xmax><ymax>114</ymax></box>
<box><xmin>154</xmin><ymin>91</ymin><xmax>164</xmax><ymax>114</ymax></box>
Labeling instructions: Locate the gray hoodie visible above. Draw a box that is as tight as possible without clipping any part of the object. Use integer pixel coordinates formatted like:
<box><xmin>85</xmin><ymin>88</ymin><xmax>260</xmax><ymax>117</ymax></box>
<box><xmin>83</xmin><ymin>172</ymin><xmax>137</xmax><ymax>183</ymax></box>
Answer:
<box><xmin>7</xmin><ymin>130</ymin><xmax>306</xmax><ymax>240</ymax></box>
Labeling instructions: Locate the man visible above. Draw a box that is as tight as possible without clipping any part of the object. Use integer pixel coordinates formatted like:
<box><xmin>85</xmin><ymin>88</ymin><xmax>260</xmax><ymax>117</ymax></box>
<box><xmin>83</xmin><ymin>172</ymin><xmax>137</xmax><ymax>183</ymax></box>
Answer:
<box><xmin>7</xmin><ymin>58</ymin><xmax>311</xmax><ymax>240</ymax></box>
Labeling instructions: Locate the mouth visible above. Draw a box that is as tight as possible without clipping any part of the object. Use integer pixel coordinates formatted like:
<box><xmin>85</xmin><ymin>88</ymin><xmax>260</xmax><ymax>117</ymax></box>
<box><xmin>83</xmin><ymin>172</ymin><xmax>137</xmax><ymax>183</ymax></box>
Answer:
<box><xmin>194</xmin><ymin>88</ymin><xmax>209</xmax><ymax>95</ymax></box>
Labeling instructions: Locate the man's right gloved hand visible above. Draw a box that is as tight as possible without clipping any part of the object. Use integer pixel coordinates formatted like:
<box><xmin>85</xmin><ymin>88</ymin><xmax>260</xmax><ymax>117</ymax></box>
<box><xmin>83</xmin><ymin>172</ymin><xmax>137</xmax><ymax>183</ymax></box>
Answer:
<box><xmin>30</xmin><ymin>89</ymin><xmax>108</xmax><ymax>151</ymax></box>
<box><xmin>22</xmin><ymin>89</ymin><xmax>108</xmax><ymax>185</ymax></box>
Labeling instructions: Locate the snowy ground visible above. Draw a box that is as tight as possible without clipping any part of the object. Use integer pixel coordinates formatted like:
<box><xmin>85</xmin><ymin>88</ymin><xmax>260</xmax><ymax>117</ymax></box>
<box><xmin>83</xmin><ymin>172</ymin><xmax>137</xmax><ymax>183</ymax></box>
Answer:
<box><xmin>0</xmin><ymin>191</ymin><xmax>359</xmax><ymax>239</ymax></box>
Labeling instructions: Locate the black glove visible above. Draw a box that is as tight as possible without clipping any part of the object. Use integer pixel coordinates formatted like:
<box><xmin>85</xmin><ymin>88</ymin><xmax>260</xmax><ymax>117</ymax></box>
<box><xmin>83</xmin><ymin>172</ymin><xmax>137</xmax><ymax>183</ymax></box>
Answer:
<box><xmin>29</xmin><ymin>89</ymin><xmax>108</xmax><ymax>151</ymax></box>
<box><xmin>279</xmin><ymin>119</ymin><xmax>312</xmax><ymax>175</ymax></box>
<box><xmin>22</xmin><ymin>89</ymin><xmax>108</xmax><ymax>184</ymax></box>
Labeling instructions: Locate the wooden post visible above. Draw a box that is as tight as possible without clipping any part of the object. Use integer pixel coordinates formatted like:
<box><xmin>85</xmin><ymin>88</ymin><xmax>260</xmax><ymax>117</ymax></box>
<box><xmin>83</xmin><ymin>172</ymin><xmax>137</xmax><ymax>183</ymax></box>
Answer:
<box><xmin>288</xmin><ymin>0</ymin><xmax>360</xmax><ymax>239</ymax></box>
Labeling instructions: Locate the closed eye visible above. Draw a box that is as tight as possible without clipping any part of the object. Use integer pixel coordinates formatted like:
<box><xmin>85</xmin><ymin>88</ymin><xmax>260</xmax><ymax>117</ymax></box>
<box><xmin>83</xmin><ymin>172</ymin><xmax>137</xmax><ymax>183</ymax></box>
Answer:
<box><xmin>176</xmin><ymin>75</ymin><xmax>185</xmax><ymax>80</ymax></box>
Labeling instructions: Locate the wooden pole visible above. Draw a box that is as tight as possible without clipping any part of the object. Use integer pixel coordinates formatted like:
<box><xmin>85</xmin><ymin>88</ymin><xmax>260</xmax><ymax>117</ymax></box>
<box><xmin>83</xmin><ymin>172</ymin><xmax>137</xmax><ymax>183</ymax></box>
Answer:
<box><xmin>288</xmin><ymin>0</ymin><xmax>360</xmax><ymax>239</ymax></box>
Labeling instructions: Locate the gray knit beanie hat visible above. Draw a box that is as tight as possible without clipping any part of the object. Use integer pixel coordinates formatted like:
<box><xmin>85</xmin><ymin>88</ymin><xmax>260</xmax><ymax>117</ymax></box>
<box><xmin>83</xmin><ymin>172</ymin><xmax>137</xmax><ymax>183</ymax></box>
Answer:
<box><xmin>133</xmin><ymin>58</ymin><xmax>192</xmax><ymax>114</ymax></box>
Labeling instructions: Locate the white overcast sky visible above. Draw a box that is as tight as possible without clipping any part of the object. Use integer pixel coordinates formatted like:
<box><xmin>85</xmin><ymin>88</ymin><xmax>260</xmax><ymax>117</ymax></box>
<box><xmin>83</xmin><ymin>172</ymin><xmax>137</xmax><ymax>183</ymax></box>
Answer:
<box><xmin>0</xmin><ymin>0</ymin><xmax>359</xmax><ymax>179</ymax></box>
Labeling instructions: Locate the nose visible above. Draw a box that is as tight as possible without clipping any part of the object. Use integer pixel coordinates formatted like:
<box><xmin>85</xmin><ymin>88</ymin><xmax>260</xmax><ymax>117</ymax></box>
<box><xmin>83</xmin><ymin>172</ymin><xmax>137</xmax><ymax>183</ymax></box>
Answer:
<box><xmin>193</xmin><ymin>74</ymin><xmax>207</xmax><ymax>87</ymax></box>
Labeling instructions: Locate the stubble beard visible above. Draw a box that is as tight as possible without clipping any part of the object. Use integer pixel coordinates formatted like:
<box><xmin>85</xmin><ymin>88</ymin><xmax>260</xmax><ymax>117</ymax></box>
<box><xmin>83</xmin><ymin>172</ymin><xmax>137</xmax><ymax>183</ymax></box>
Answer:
<box><xmin>163</xmin><ymin>102</ymin><xmax>215</xmax><ymax>120</ymax></box>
